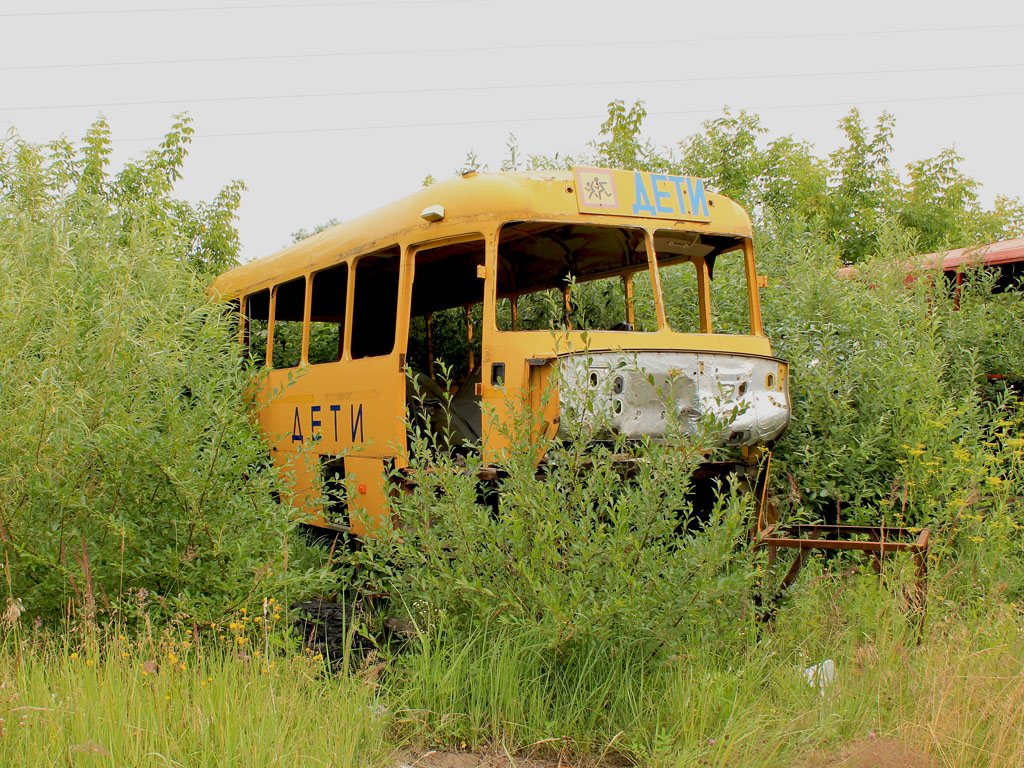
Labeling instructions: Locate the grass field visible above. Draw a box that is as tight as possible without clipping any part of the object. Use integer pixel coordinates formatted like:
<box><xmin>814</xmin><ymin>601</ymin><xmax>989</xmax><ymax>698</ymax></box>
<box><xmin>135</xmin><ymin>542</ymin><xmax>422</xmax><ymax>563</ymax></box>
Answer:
<box><xmin>3</xmin><ymin>567</ymin><xmax>1023</xmax><ymax>768</ymax></box>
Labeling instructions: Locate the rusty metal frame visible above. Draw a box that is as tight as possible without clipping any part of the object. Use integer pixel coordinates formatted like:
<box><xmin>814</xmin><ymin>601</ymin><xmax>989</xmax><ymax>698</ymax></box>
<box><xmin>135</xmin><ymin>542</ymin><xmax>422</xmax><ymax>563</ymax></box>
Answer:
<box><xmin>756</xmin><ymin>522</ymin><xmax>930</xmax><ymax>611</ymax></box>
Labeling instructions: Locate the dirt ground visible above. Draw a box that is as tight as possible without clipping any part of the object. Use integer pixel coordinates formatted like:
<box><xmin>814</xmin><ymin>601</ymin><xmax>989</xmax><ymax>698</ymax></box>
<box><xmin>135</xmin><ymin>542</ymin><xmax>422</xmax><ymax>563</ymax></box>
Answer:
<box><xmin>397</xmin><ymin>739</ymin><xmax>940</xmax><ymax>768</ymax></box>
<box><xmin>805</xmin><ymin>738</ymin><xmax>941</xmax><ymax>768</ymax></box>
<box><xmin>394</xmin><ymin>751</ymin><xmax>628</xmax><ymax>768</ymax></box>
<box><xmin>395</xmin><ymin>753</ymin><xmax>571</xmax><ymax>768</ymax></box>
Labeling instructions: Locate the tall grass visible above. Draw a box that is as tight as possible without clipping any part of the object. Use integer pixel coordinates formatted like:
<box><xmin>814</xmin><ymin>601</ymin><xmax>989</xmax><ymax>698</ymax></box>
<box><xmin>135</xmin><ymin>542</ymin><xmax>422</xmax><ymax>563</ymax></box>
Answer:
<box><xmin>4</xmin><ymin>577</ymin><xmax>1021</xmax><ymax>767</ymax></box>
<box><xmin>0</xmin><ymin>630</ymin><xmax>394</xmax><ymax>767</ymax></box>
<box><xmin>383</xmin><ymin>570</ymin><xmax>1024</xmax><ymax>767</ymax></box>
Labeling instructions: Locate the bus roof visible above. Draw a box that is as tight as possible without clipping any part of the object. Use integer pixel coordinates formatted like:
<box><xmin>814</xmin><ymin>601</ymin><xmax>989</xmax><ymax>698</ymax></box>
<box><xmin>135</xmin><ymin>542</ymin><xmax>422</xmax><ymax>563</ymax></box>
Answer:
<box><xmin>838</xmin><ymin>237</ymin><xmax>1024</xmax><ymax>279</ymax></box>
<box><xmin>211</xmin><ymin>169</ymin><xmax>753</xmax><ymax>299</ymax></box>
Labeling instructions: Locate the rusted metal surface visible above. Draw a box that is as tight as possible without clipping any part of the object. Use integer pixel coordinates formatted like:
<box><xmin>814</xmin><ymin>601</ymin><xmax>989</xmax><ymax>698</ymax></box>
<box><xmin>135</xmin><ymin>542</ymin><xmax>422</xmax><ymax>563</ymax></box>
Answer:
<box><xmin>839</xmin><ymin>237</ymin><xmax>1024</xmax><ymax>280</ymax></box>
<box><xmin>397</xmin><ymin>465</ymin><xmax>499</xmax><ymax>491</ymax></box>
<box><xmin>756</xmin><ymin>522</ymin><xmax>930</xmax><ymax>614</ymax></box>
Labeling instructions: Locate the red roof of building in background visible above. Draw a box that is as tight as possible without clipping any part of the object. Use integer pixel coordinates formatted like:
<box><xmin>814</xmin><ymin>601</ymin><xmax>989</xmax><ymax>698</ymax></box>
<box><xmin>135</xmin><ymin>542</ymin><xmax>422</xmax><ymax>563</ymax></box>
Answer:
<box><xmin>838</xmin><ymin>237</ymin><xmax>1024</xmax><ymax>279</ymax></box>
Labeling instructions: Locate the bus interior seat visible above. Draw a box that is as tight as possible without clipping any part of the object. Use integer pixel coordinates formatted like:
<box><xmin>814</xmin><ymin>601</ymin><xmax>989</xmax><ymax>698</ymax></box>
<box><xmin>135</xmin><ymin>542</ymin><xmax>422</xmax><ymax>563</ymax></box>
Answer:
<box><xmin>450</xmin><ymin>365</ymin><xmax>482</xmax><ymax>440</ymax></box>
<box><xmin>405</xmin><ymin>372</ymin><xmax>479</xmax><ymax>451</ymax></box>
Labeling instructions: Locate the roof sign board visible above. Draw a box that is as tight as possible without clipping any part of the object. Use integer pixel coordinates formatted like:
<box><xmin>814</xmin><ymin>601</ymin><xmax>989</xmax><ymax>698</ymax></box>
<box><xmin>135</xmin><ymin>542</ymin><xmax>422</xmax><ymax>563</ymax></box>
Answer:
<box><xmin>573</xmin><ymin>167</ymin><xmax>712</xmax><ymax>222</ymax></box>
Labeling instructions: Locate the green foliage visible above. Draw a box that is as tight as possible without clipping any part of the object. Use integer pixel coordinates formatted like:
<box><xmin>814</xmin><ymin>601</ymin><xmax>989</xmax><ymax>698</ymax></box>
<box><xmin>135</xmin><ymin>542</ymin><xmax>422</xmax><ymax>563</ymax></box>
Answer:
<box><xmin>290</xmin><ymin>217</ymin><xmax>340</xmax><ymax>243</ymax></box>
<box><xmin>524</xmin><ymin>100</ymin><xmax>1023</xmax><ymax>263</ymax></box>
<box><xmin>356</xmin><ymin>378</ymin><xmax>761</xmax><ymax>661</ymax></box>
<box><xmin>680</xmin><ymin>108</ymin><xmax>828</xmax><ymax>219</ymax></box>
<box><xmin>753</xmin><ymin>221</ymin><xmax>1024</xmax><ymax>537</ymax></box>
<box><xmin>0</xmin><ymin>119</ymin><xmax>325</xmax><ymax>624</ymax></box>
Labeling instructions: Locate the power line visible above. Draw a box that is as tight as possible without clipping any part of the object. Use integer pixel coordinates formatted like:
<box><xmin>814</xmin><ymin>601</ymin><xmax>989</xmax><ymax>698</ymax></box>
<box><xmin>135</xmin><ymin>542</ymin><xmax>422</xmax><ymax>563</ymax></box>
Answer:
<box><xmin>0</xmin><ymin>0</ymin><xmax>491</xmax><ymax>17</ymax></box>
<box><xmin>3</xmin><ymin>62</ymin><xmax>1020</xmax><ymax>113</ymax></box>
<box><xmin>2</xmin><ymin>22</ymin><xmax>1023</xmax><ymax>71</ymax></box>
<box><xmin>86</xmin><ymin>89</ymin><xmax>1022</xmax><ymax>144</ymax></box>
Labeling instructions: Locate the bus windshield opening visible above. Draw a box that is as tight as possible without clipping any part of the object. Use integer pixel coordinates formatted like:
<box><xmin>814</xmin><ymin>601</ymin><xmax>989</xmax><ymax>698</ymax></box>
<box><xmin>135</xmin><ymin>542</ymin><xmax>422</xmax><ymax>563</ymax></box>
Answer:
<box><xmin>651</xmin><ymin>230</ymin><xmax>752</xmax><ymax>335</ymax></box>
<box><xmin>496</xmin><ymin>222</ymin><xmax>652</xmax><ymax>332</ymax></box>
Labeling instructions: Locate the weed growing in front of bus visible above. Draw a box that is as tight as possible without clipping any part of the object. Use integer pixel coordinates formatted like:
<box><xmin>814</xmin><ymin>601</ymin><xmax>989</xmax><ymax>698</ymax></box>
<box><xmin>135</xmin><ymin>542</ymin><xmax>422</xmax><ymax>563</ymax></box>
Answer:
<box><xmin>356</xmin><ymin>360</ymin><xmax>763</xmax><ymax>664</ymax></box>
<box><xmin>0</xmin><ymin>120</ymin><xmax>328</xmax><ymax>627</ymax></box>
<box><xmin>746</xmin><ymin>218</ymin><xmax>1024</xmax><ymax>603</ymax></box>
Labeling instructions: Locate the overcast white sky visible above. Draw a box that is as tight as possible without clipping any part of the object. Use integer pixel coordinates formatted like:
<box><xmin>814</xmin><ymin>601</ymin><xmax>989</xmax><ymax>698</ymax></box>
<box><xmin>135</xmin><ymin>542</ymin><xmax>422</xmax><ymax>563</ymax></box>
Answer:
<box><xmin>2</xmin><ymin>0</ymin><xmax>1022</xmax><ymax>261</ymax></box>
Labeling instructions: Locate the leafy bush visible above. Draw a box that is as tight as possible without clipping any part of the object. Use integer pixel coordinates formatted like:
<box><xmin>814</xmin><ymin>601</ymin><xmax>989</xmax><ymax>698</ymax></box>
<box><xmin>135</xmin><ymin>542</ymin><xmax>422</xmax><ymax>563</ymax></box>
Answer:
<box><xmin>0</xmin><ymin>119</ymin><xmax>325</xmax><ymax>624</ymax></box>
<box><xmin>751</xmin><ymin>219</ymin><xmax>1024</xmax><ymax>538</ymax></box>
<box><xmin>354</xmin><ymin>370</ymin><xmax>762</xmax><ymax>660</ymax></box>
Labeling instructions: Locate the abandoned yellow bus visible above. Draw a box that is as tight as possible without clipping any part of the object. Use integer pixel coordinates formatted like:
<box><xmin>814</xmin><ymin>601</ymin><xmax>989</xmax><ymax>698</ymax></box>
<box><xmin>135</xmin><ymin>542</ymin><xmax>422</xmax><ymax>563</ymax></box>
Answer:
<box><xmin>210</xmin><ymin>167</ymin><xmax>792</xmax><ymax>535</ymax></box>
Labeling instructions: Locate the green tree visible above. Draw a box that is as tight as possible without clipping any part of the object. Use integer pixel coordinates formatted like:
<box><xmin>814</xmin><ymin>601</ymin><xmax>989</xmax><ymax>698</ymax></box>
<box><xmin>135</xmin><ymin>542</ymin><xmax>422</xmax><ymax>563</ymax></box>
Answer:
<box><xmin>680</xmin><ymin>108</ymin><xmax>827</xmax><ymax>222</ymax></box>
<box><xmin>0</xmin><ymin>118</ymin><xmax>324</xmax><ymax>624</ymax></box>
<box><xmin>899</xmin><ymin>147</ymin><xmax>1024</xmax><ymax>252</ymax></box>
<box><xmin>290</xmin><ymin>217</ymin><xmax>340</xmax><ymax>243</ymax></box>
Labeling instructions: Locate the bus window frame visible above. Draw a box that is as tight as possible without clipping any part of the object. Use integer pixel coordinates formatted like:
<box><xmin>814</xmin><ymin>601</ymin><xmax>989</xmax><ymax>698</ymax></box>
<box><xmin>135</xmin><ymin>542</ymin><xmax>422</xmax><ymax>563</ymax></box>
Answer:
<box><xmin>649</xmin><ymin>233</ymin><xmax>764</xmax><ymax>336</ymax></box>
<box><xmin>241</xmin><ymin>288</ymin><xmax>272</xmax><ymax>366</ymax></box>
<box><xmin>269</xmin><ymin>275</ymin><xmax>308</xmax><ymax>371</ymax></box>
<box><xmin>349</xmin><ymin>244</ymin><xmax>403</xmax><ymax>360</ymax></box>
<box><xmin>307</xmin><ymin>259</ymin><xmax>352</xmax><ymax>366</ymax></box>
<box><xmin>742</xmin><ymin>238</ymin><xmax>764</xmax><ymax>336</ymax></box>
<box><xmin>403</xmin><ymin>232</ymin><xmax>488</xmax><ymax>376</ymax></box>
<box><xmin>490</xmin><ymin>221</ymin><xmax>662</xmax><ymax>334</ymax></box>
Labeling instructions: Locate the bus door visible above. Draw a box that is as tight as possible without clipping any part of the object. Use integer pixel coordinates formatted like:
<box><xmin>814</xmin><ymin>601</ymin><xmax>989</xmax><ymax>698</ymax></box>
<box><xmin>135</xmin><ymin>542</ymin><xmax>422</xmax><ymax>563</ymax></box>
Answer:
<box><xmin>335</xmin><ymin>244</ymin><xmax>406</xmax><ymax>534</ymax></box>
<box><xmin>403</xmin><ymin>236</ymin><xmax>487</xmax><ymax>459</ymax></box>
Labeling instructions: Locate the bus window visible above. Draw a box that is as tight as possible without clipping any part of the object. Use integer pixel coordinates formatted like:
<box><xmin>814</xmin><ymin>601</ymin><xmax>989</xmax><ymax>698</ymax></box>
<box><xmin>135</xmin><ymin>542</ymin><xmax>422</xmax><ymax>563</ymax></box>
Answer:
<box><xmin>496</xmin><ymin>222</ymin><xmax>650</xmax><ymax>331</ymax></box>
<box><xmin>408</xmin><ymin>239</ymin><xmax>485</xmax><ymax>381</ymax></box>
<box><xmin>653</xmin><ymin>231</ymin><xmax>751</xmax><ymax>334</ymax></box>
<box><xmin>656</xmin><ymin>261</ymin><xmax>701</xmax><ymax>333</ymax></box>
<box><xmin>309</xmin><ymin>262</ymin><xmax>348</xmax><ymax>365</ymax></box>
<box><xmin>272</xmin><ymin>277</ymin><xmax>305</xmax><ymax>369</ymax></box>
<box><xmin>245</xmin><ymin>289</ymin><xmax>270</xmax><ymax>363</ymax></box>
<box><xmin>351</xmin><ymin>246</ymin><xmax>400</xmax><ymax>359</ymax></box>
<box><xmin>708</xmin><ymin>248</ymin><xmax>751</xmax><ymax>335</ymax></box>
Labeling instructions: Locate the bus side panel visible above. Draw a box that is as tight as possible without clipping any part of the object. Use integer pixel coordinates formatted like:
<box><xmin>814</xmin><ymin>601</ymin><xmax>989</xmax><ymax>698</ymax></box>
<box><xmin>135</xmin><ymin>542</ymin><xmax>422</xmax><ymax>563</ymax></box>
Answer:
<box><xmin>256</xmin><ymin>357</ymin><xmax>405</xmax><ymax>529</ymax></box>
<box><xmin>344</xmin><ymin>456</ymin><xmax>392</xmax><ymax>536</ymax></box>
